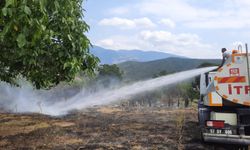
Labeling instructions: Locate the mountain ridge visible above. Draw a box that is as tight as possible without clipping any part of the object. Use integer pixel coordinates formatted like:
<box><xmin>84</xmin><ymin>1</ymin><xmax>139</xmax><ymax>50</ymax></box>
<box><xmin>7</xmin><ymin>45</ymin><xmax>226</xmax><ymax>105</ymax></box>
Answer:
<box><xmin>118</xmin><ymin>57</ymin><xmax>221</xmax><ymax>81</ymax></box>
<box><xmin>90</xmin><ymin>46</ymin><xmax>183</xmax><ymax>64</ymax></box>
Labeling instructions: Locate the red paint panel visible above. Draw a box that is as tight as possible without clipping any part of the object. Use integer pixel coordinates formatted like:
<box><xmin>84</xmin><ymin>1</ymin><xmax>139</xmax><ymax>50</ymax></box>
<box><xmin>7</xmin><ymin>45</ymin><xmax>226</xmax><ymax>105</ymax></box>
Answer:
<box><xmin>218</xmin><ymin>76</ymin><xmax>246</xmax><ymax>83</ymax></box>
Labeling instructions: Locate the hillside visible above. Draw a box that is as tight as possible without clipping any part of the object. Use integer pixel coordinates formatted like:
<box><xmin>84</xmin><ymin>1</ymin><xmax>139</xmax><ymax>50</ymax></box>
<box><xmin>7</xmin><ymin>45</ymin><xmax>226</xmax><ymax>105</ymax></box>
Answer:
<box><xmin>118</xmin><ymin>57</ymin><xmax>221</xmax><ymax>81</ymax></box>
<box><xmin>90</xmin><ymin>46</ymin><xmax>182</xmax><ymax>64</ymax></box>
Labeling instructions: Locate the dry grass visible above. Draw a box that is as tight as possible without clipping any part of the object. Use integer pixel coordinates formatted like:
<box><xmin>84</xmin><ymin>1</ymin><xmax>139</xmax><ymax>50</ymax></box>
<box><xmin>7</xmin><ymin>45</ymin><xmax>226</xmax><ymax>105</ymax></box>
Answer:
<box><xmin>96</xmin><ymin>107</ymin><xmax>123</xmax><ymax>114</ymax></box>
<box><xmin>0</xmin><ymin>107</ymin><xmax>214</xmax><ymax>149</ymax></box>
<box><xmin>0</xmin><ymin>115</ymin><xmax>50</xmax><ymax>137</ymax></box>
<box><xmin>175</xmin><ymin>111</ymin><xmax>185</xmax><ymax>150</ymax></box>
<box><xmin>52</xmin><ymin>121</ymin><xmax>75</xmax><ymax>127</ymax></box>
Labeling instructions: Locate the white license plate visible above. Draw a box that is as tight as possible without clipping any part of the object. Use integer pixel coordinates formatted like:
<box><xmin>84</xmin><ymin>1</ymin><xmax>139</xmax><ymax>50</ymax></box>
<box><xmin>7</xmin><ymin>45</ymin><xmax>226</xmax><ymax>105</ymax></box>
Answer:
<box><xmin>209</xmin><ymin>129</ymin><xmax>233</xmax><ymax>135</ymax></box>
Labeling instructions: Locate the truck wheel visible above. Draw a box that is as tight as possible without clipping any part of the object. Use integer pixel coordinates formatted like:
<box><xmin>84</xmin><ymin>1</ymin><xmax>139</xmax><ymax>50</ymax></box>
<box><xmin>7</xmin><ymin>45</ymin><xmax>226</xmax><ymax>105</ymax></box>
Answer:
<box><xmin>238</xmin><ymin>145</ymin><xmax>248</xmax><ymax>150</ymax></box>
<box><xmin>200</xmin><ymin>130</ymin><xmax>205</xmax><ymax>142</ymax></box>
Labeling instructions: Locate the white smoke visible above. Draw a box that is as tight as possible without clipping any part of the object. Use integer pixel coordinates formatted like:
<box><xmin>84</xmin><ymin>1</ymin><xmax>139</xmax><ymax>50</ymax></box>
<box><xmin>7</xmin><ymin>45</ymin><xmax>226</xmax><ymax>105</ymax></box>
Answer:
<box><xmin>0</xmin><ymin>67</ymin><xmax>216</xmax><ymax>116</ymax></box>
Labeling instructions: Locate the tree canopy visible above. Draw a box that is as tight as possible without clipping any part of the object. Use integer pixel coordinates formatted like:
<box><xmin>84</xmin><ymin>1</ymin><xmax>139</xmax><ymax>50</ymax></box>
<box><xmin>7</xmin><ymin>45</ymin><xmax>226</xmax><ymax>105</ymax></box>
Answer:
<box><xmin>0</xmin><ymin>0</ymin><xmax>99</xmax><ymax>89</ymax></box>
<box><xmin>98</xmin><ymin>64</ymin><xmax>123</xmax><ymax>79</ymax></box>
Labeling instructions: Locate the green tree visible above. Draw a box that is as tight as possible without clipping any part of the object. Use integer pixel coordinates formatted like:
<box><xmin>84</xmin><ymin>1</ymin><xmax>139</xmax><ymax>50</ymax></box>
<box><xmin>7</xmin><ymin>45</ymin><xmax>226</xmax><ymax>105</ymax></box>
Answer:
<box><xmin>153</xmin><ymin>70</ymin><xmax>168</xmax><ymax>78</ymax></box>
<box><xmin>0</xmin><ymin>0</ymin><xmax>99</xmax><ymax>89</ymax></box>
<box><xmin>96</xmin><ymin>64</ymin><xmax>123</xmax><ymax>87</ymax></box>
<box><xmin>179</xmin><ymin>83</ymin><xmax>199</xmax><ymax>107</ymax></box>
<box><xmin>197</xmin><ymin>62</ymin><xmax>218</xmax><ymax>68</ymax></box>
<box><xmin>98</xmin><ymin>64</ymin><xmax>123</xmax><ymax>79</ymax></box>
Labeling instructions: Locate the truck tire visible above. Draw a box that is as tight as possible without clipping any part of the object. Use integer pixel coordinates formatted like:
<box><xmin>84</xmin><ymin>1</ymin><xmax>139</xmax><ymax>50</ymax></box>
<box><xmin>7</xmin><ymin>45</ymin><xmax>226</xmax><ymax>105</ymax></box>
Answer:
<box><xmin>200</xmin><ymin>130</ymin><xmax>205</xmax><ymax>142</ymax></box>
<box><xmin>238</xmin><ymin>145</ymin><xmax>248</xmax><ymax>150</ymax></box>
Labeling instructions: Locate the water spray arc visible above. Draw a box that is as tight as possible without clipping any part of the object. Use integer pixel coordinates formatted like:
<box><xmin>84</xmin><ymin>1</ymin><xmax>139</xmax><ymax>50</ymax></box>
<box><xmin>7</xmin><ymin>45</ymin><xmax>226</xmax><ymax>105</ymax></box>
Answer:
<box><xmin>0</xmin><ymin>67</ymin><xmax>216</xmax><ymax>116</ymax></box>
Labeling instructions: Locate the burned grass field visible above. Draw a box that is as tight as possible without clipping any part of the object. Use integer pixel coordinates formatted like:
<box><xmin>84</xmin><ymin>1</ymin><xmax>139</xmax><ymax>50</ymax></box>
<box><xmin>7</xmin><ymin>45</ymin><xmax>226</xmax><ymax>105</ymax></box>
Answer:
<box><xmin>0</xmin><ymin>107</ymin><xmax>216</xmax><ymax>150</ymax></box>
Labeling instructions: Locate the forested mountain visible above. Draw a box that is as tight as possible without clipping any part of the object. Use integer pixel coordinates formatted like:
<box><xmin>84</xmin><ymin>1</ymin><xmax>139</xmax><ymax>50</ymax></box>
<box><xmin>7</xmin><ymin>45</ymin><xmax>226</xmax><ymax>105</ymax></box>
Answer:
<box><xmin>118</xmin><ymin>57</ymin><xmax>221</xmax><ymax>81</ymax></box>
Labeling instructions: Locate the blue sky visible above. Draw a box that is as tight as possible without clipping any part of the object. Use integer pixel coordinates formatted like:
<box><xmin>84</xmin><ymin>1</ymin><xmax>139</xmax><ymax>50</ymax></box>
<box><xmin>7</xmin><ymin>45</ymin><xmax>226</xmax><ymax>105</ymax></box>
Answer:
<box><xmin>83</xmin><ymin>0</ymin><xmax>250</xmax><ymax>58</ymax></box>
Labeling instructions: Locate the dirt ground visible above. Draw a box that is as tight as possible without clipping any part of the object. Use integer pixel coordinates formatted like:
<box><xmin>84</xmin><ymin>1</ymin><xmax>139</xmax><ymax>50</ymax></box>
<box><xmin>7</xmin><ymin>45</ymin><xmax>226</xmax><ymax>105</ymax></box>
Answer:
<box><xmin>0</xmin><ymin>106</ymin><xmax>246</xmax><ymax>150</ymax></box>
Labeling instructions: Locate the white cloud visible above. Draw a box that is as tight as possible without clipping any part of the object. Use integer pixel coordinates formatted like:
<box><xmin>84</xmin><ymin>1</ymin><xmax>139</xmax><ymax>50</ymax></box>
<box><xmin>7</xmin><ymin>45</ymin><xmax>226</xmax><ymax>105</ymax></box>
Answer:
<box><xmin>98</xmin><ymin>17</ymin><xmax>156</xmax><ymax>29</ymax></box>
<box><xmin>159</xmin><ymin>19</ymin><xmax>176</xmax><ymax>28</ymax></box>
<box><xmin>98</xmin><ymin>17</ymin><xmax>135</xmax><ymax>29</ymax></box>
<box><xmin>139</xmin><ymin>30</ymin><xmax>216</xmax><ymax>58</ymax></box>
<box><xmin>132</xmin><ymin>0</ymin><xmax>250</xmax><ymax>29</ymax></box>
<box><xmin>136</xmin><ymin>0</ymin><xmax>226</xmax><ymax>21</ymax></box>
<box><xmin>137</xmin><ymin>0</ymin><xmax>199</xmax><ymax>21</ymax></box>
<box><xmin>140</xmin><ymin>30</ymin><xmax>172</xmax><ymax>43</ymax></box>
<box><xmin>96</xmin><ymin>36</ymin><xmax>148</xmax><ymax>50</ymax></box>
<box><xmin>98</xmin><ymin>39</ymin><xmax>114</xmax><ymax>47</ymax></box>
<box><xmin>90</xmin><ymin>0</ymin><xmax>250</xmax><ymax>58</ymax></box>
<box><xmin>139</xmin><ymin>30</ymin><xmax>210</xmax><ymax>48</ymax></box>
<box><xmin>231</xmin><ymin>0</ymin><xmax>250</xmax><ymax>7</ymax></box>
<box><xmin>94</xmin><ymin>30</ymin><xmax>217</xmax><ymax>58</ymax></box>
<box><xmin>134</xmin><ymin>17</ymin><xmax>156</xmax><ymax>28</ymax></box>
